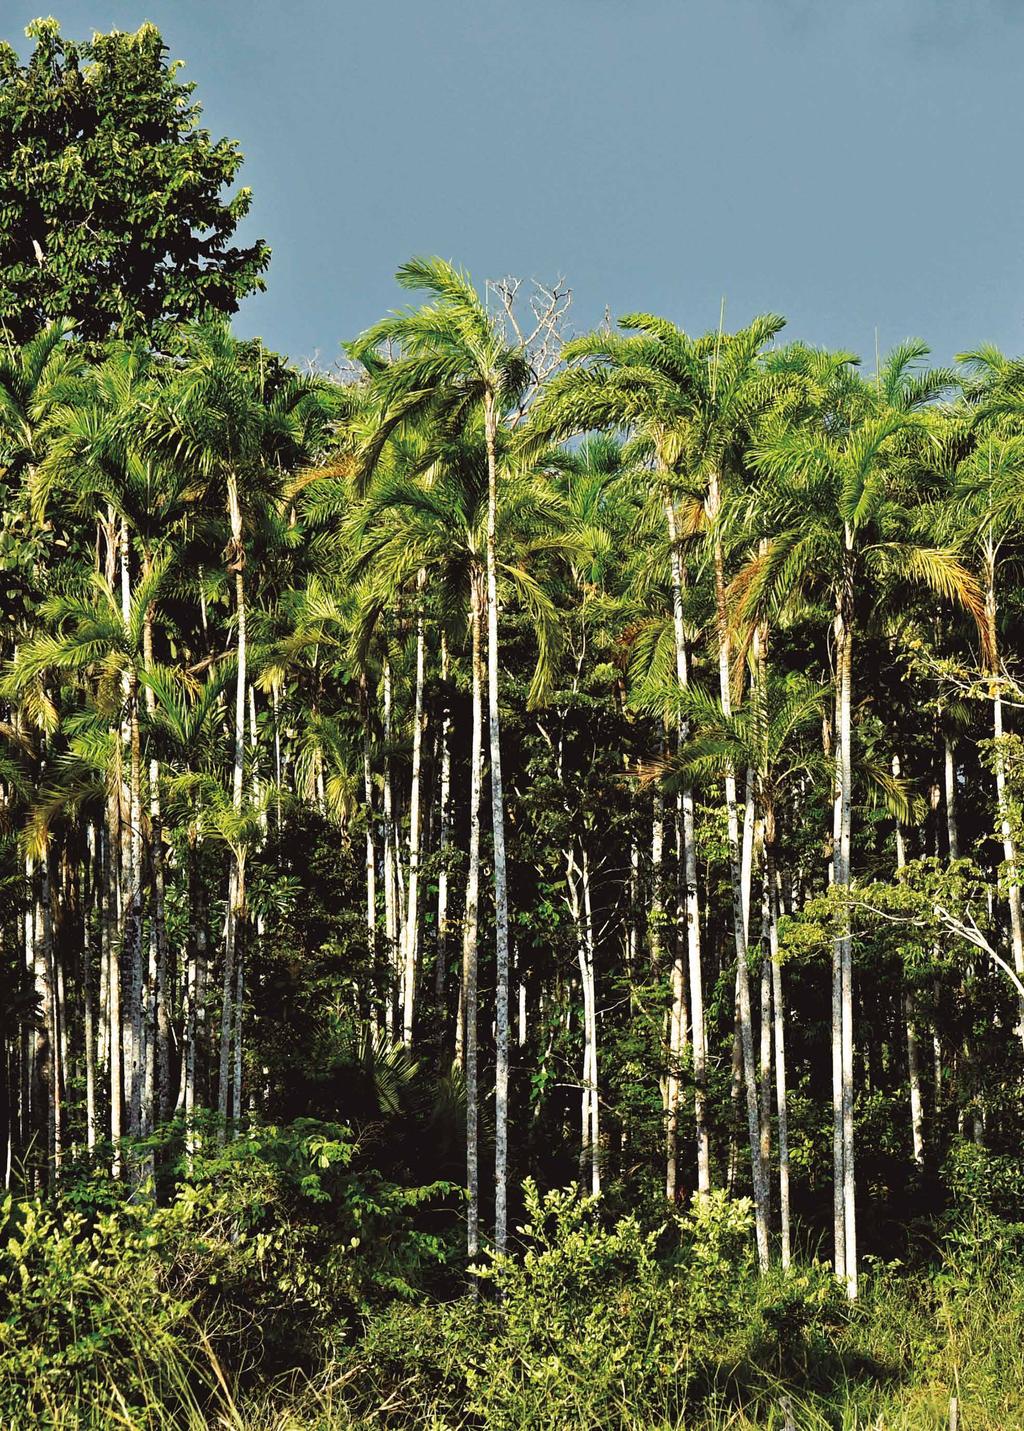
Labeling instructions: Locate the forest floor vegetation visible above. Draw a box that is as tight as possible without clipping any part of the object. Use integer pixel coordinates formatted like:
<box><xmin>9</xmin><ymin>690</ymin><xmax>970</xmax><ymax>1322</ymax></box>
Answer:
<box><xmin>3</xmin><ymin>1134</ymin><xmax>1023</xmax><ymax>1430</ymax></box>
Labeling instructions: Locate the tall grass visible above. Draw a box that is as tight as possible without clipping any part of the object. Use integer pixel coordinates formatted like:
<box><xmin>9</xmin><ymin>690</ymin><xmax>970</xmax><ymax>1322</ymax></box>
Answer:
<box><xmin>12</xmin><ymin>1235</ymin><xmax>1024</xmax><ymax>1428</ymax></box>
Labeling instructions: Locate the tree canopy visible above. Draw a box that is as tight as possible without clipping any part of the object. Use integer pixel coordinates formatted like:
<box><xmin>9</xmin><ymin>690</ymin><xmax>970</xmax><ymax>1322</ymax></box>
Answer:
<box><xmin>0</xmin><ymin>18</ymin><xmax>269</xmax><ymax>341</ymax></box>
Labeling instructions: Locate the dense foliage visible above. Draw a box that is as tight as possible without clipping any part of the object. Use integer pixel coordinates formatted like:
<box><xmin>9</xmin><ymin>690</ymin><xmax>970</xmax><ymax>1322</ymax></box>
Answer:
<box><xmin>2</xmin><ymin>17</ymin><xmax>1024</xmax><ymax>1430</ymax></box>
<box><xmin>0</xmin><ymin>19</ymin><xmax>269</xmax><ymax>341</ymax></box>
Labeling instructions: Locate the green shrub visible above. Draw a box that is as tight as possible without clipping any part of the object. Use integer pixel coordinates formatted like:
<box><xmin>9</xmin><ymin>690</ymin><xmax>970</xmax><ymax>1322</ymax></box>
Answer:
<box><xmin>335</xmin><ymin>1182</ymin><xmax>846</xmax><ymax>1429</ymax></box>
<box><xmin>0</xmin><ymin>1119</ymin><xmax>457</xmax><ymax>1424</ymax></box>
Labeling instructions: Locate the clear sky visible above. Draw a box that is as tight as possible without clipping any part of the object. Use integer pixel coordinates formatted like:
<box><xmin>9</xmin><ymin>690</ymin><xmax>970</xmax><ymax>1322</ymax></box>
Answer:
<box><xmin>10</xmin><ymin>1</ymin><xmax>1024</xmax><ymax>370</ymax></box>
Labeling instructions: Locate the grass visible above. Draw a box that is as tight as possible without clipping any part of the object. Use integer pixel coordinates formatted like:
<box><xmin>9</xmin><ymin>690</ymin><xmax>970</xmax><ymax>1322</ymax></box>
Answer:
<box><xmin>9</xmin><ymin>1243</ymin><xmax>1024</xmax><ymax>1428</ymax></box>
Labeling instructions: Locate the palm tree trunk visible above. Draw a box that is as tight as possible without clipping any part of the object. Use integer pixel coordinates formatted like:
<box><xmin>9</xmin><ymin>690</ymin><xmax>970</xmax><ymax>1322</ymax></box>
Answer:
<box><xmin>119</xmin><ymin>526</ymin><xmax>144</xmax><ymax>1145</ymax></box>
<box><xmin>180</xmin><ymin>851</ymin><xmax>198</xmax><ymax>1128</ymax></box>
<box><xmin>833</xmin><ymin>557</ymin><xmax>857</xmax><ymax>1299</ymax></box>
<box><xmin>665</xmin><ymin>493</ymin><xmax>709</xmax><ymax>1196</ymax></box>
<box><xmin>34</xmin><ymin>856</ymin><xmax>55</xmax><ymax>1178</ymax></box>
<box><xmin>382</xmin><ymin>656</ymin><xmax>398</xmax><ymax>1037</ymax></box>
<box><xmin>892</xmin><ymin>771</ymin><xmax>925</xmax><ymax>1166</ymax></box>
<box><xmin>233</xmin><ymin>933</ymin><xmax>246</xmax><ymax>1120</ymax></box>
<box><xmin>905</xmin><ymin>996</ymin><xmax>926</xmax><ymax>1166</ymax></box>
<box><xmin>741</xmin><ymin>767</ymin><xmax>756</xmax><ymax>934</ymax></box>
<box><xmin>105</xmin><ymin>785</ymin><xmax>123</xmax><ymax>1174</ymax></box>
<box><xmin>402</xmin><ymin>572</ymin><xmax>427</xmax><ymax>1045</ymax></box>
<box><xmin>650</xmin><ymin>785</ymin><xmax>665</xmax><ymax>968</ymax></box>
<box><xmin>568</xmin><ymin>844</ymin><xmax>600</xmax><ymax>1197</ymax></box>
<box><xmin>765</xmin><ymin>842</ymin><xmax>791</xmax><ymax>1267</ymax></box>
<box><xmin>142</xmin><ymin>584</ymin><xmax>171</xmax><ymax>1126</ymax></box>
<box><xmin>218</xmin><ymin>861</ymin><xmax>244</xmax><ymax>1128</ymax></box>
<box><xmin>359</xmin><ymin>673</ymin><xmax>378</xmax><ymax>1026</ymax></box>
<box><xmin>220</xmin><ymin>472</ymin><xmax>248</xmax><ymax>1130</ymax></box>
<box><xmin>460</xmin><ymin>569</ymin><xmax>484</xmax><ymax>1260</ymax></box>
<box><xmin>483</xmin><ymin>389</ymin><xmax>511</xmax><ymax>1255</ymax></box>
<box><xmin>709</xmin><ymin>472</ymin><xmax>768</xmax><ymax>1270</ymax></box>
<box><xmin>944</xmin><ymin>733</ymin><xmax>959</xmax><ymax>861</ymax></box>
<box><xmin>84</xmin><ymin>824</ymin><xmax>98</xmax><ymax>1153</ymax></box>
<box><xmin>758</xmin><ymin>898</ymin><xmax>772</xmax><ymax>1206</ymax></box>
<box><xmin>436</xmin><ymin>633</ymin><xmax>452</xmax><ymax>1001</ymax></box>
<box><xmin>582</xmin><ymin>848</ymin><xmax>600</xmax><ymax>1197</ymax></box>
<box><xmin>127</xmin><ymin>671</ymin><xmax>144</xmax><ymax>1144</ymax></box>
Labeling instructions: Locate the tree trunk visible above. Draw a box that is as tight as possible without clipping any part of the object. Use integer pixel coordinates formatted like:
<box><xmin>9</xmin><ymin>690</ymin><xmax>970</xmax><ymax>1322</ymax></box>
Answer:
<box><xmin>664</xmin><ymin>493</ymin><xmax>708</xmax><ymax>1197</ymax></box>
<box><xmin>401</xmin><ymin>572</ymin><xmax>427</xmax><ymax>1045</ymax></box>
<box><xmin>833</xmin><ymin>549</ymin><xmax>857</xmax><ymax>1299</ymax></box>
<box><xmin>382</xmin><ymin>656</ymin><xmax>398</xmax><ymax>1038</ymax></box>
<box><xmin>105</xmin><ymin>785</ymin><xmax>123</xmax><ymax>1174</ymax></box>
<box><xmin>568</xmin><ymin>844</ymin><xmax>600</xmax><ymax>1197</ymax></box>
<box><xmin>221</xmin><ymin>471</ymin><xmax>249</xmax><ymax>1130</ymax></box>
<box><xmin>944</xmin><ymin>733</ymin><xmax>959</xmax><ymax>861</ymax></box>
<box><xmin>460</xmin><ymin>569</ymin><xmax>484</xmax><ymax>1260</ymax></box>
<box><xmin>233</xmin><ymin>932</ymin><xmax>246</xmax><ymax>1121</ymax></box>
<box><xmin>708</xmin><ymin>471</ymin><xmax>768</xmax><ymax>1270</ymax></box>
<box><xmin>84</xmin><ymin>824</ymin><xmax>98</xmax><ymax>1153</ymax></box>
<box><xmin>142</xmin><ymin>579</ymin><xmax>171</xmax><ymax>1126</ymax></box>
<box><xmin>127</xmin><ymin>670</ymin><xmax>144</xmax><ymax>1144</ymax></box>
<box><xmin>359</xmin><ymin>673</ymin><xmax>378</xmax><ymax>1027</ymax></box>
<box><xmin>650</xmin><ymin>784</ymin><xmax>665</xmax><ymax>969</ymax></box>
<box><xmin>484</xmin><ymin>389</ymin><xmax>511</xmax><ymax>1255</ymax></box>
<box><xmin>436</xmin><ymin>633</ymin><xmax>452</xmax><ymax>1001</ymax></box>
<box><xmin>766</xmin><ymin>843</ymin><xmax>791</xmax><ymax>1268</ymax></box>
<box><xmin>892</xmin><ymin>773</ymin><xmax>925</xmax><ymax>1167</ymax></box>
<box><xmin>758</xmin><ymin>902</ymin><xmax>772</xmax><ymax>1211</ymax></box>
<box><xmin>119</xmin><ymin>525</ymin><xmax>144</xmax><ymax>1145</ymax></box>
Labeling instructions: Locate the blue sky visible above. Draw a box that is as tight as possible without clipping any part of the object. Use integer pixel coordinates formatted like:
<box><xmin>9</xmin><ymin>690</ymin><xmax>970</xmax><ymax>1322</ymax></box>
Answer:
<box><xmin>11</xmin><ymin>1</ymin><xmax>1024</xmax><ymax>370</ymax></box>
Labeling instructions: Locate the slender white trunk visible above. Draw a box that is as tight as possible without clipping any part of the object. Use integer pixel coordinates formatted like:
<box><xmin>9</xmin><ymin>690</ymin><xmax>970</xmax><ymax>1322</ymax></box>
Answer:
<box><xmin>664</xmin><ymin>494</ymin><xmax>708</xmax><ymax>1196</ymax></box>
<box><xmin>359</xmin><ymin>672</ymin><xmax>377</xmax><ymax>959</ymax></box>
<box><xmin>233</xmin><ymin>925</ymin><xmax>249</xmax><ymax>1120</ymax></box>
<box><xmin>758</xmin><ymin>894</ymin><xmax>772</xmax><ymax>1207</ymax></box>
<box><xmin>221</xmin><ymin>472</ymin><xmax>248</xmax><ymax>1134</ymax></box>
<box><xmin>382</xmin><ymin>657</ymin><xmax>398</xmax><ymax>1038</ymax></box>
<box><xmin>582</xmin><ymin>850</ymin><xmax>599</xmax><ymax>1196</ymax></box>
<box><xmin>568</xmin><ymin>844</ymin><xmax>600</xmax><ymax>1197</ymax></box>
<box><xmin>650</xmin><ymin>786</ymin><xmax>665</xmax><ymax>967</ymax></box>
<box><xmin>436</xmin><ymin>634</ymin><xmax>452</xmax><ymax>1000</ymax></box>
<box><xmin>105</xmin><ymin>788</ymin><xmax>122</xmax><ymax>1174</ymax></box>
<box><xmin>741</xmin><ymin>767</ymin><xmax>756</xmax><ymax>936</ymax></box>
<box><xmin>766</xmin><ymin>846</ymin><xmax>790</xmax><ymax>1267</ymax></box>
<box><xmin>833</xmin><ymin>547</ymin><xmax>857</xmax><ymax>1299</ymax></box>
<box><xmin>402</xmin><ymin>574</ymin><xmax>427</xmax><ymax>1045</ymax></box>
<box><xmin>461</xmin><ymin>571</ymin><xmax>484</xmax><ymax>1259</ymax></box>
<box><xmin>708</xmin><ymin>472</ymin><xmax>768</xmax><ymax>1270</ymax></box>
<box><xmin>484</xmin><ymin>390</ymin><xmax>511</xmax><ymax>1255</ymax></box>
<box><xmin>84</xmin><ymin>827</ymin><xmax>98</xmax><ymax>1153</ymax></box>
<box><xmin>218</xmin><ymin>864</ymin><xmax>237</xmax><ymax>1126</ymax></box>
<box><xmin>906</xmin><ymin>995</ymin><xmax>925</xmax><ymax>1166</ymax></box>
<box><xmin>944</xmin><ymin>733</ymin><xmax>959</xmax><ymax>861</ymax></box>
<box><xmin>893</xmin><ymin>765</ymin><xmax>925</xmax><ymax>1167</ymax></box>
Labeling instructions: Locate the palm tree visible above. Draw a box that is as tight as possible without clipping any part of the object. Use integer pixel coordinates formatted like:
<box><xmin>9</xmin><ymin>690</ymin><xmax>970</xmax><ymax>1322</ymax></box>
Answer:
<box><xmin>337</xmin><ymin>424</ymin><xmax>568</xmax><ymax>1255</ymax></box>
<box><xmin>148</xmin><ymin>324</ymin><xmax>333</xmax><ymax>1127</ymax></box>
<box><xmin>743</xmin><ymin>364</ymin><xmax>987</xmax><ymax>1297</ymax></box>
<box><xmin>349</xmin><ymin>258</ymin><xmax>533</xmax><ymax>1254</ymax></box>
<box><xmin>533</xmin><ymin>313</ymin><xmax>787</xmax><ymax>1249</ymax></box>
<box><xmin>6</xmin><ymin>563</ymin><xmax>168</xmax><ymax>1147</ymax></box>
<box><xmin>34</xmin><ymin>344</ymin><xmax>196</xmax><ymax>1129</ymax></box>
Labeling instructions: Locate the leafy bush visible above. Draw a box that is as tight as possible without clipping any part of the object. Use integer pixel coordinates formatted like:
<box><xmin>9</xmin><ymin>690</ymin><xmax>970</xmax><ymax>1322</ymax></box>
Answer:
<box><xmin>335</xmin><ymin>1182</ymin><xmax>846</xmax><ymax>1428</ymax></box>
<box><xmin>0</xmin><ymin>1119</ymin><xmax>457</xmax><ymax>1424</ymax></box>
